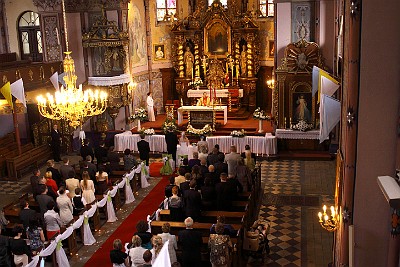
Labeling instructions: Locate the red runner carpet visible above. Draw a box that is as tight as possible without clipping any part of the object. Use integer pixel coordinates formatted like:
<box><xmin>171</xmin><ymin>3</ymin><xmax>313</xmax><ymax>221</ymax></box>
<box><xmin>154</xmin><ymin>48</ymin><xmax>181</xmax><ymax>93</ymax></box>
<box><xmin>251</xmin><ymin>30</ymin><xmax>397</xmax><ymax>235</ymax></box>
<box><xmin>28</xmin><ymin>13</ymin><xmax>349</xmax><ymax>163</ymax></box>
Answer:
<box><xmin>85</xmin><ymin>163</ymin><xmax>169</xmax><ymax>266</ymax></box>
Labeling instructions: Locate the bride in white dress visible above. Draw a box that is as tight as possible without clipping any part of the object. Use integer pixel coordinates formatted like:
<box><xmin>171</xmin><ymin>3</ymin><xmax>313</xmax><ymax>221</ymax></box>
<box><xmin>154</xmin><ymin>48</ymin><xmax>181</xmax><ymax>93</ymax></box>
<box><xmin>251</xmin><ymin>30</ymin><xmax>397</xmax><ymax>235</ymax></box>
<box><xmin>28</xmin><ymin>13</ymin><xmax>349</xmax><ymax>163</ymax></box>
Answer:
<box><xmin>177</xmin><ymin>131</ymin><xmax>190</xmax><ymax>163</ymax></box>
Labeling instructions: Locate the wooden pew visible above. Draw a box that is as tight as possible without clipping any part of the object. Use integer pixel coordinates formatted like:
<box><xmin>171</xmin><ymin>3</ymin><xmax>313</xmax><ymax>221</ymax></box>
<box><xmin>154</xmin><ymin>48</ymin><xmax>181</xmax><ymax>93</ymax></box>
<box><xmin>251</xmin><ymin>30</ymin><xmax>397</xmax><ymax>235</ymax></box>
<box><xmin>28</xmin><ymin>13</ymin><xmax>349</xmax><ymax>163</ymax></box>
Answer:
<box><xmin>159</xmin><ymin>210</ymin><xmax>245</xmax><ymax>224</ymax></box>
<box><xmin>150</xmin><ymin>221</ymin><xmax>241</xmax><ymax>237</ymax></box>
<box><xmin>6</xmin><ymin>144</ymin><xmax>51</xmax><ymax>179</ymax></box>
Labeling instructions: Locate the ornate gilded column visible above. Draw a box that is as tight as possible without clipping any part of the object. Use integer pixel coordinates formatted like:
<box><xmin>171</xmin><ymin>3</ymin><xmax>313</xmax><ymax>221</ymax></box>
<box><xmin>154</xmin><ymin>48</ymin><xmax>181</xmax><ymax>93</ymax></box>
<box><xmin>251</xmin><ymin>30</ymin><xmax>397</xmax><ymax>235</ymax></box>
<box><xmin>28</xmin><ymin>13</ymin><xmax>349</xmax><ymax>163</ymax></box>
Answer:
<box><xmin>246</xmin><ymin>42</ymin><xmax>254</xmax><ymax>77</ymax></box>
<box><xmin>194</xmin><ymin>44</ymin><xmax>200</xmax><ymax>77</ymax></box>
<box><xmin>177</xmin><ymin>42</ymin><xmax>185</xmax><ymax>78</ymax></box>
<box><xmin>234</xmin><ymin>42</ymin><xmax>240</xmax><ymax>85</ymax></box>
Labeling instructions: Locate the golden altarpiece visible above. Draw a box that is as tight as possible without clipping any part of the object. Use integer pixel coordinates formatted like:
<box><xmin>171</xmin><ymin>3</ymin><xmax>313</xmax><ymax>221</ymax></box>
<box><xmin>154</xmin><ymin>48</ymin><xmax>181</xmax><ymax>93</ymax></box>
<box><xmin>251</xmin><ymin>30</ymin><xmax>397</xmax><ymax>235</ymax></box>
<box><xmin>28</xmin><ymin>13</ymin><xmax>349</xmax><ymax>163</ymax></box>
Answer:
<box><xmin>274</xmin><ymin>39</ymin><xmax>324</xmax><ymax>129</ymax></box>
<box><xmin>170</xmin><ymin>0</ymin><xmax>260</xmax><ymax>111</ymax></box>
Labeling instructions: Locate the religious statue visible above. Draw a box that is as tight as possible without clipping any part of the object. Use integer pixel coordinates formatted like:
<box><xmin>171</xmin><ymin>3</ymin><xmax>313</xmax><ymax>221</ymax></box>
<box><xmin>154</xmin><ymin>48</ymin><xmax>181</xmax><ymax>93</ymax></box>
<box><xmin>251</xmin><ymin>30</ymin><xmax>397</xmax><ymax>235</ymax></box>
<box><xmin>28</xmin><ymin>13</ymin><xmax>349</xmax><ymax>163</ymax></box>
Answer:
<box><xmin>184</xmin><ymin>46</ymin><xmax>194</xmax><ymax>78</ymax></box>
<box><xmin>197</xmin><ymin>92</ymin><xmax>211</xmax><ymax>106</ymax></box>
<box><xmin>240</xmin><ymin>44</ymin><xmax>247</xmax><ymax>77</ymax></box>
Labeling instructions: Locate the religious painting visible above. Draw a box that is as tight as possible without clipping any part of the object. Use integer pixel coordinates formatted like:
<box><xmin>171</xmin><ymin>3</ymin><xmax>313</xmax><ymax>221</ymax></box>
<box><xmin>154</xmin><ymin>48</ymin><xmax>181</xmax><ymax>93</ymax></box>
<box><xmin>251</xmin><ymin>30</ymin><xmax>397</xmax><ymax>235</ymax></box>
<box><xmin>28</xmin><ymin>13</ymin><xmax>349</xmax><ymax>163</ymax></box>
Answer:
<box><xmin>154</xmin><ymin>44</ymin><xmax>165</xmax><ymax>60</ymax></box>
<box><xmin>204</xmin><ymin>19</ymin><xmax>231</xmax><ymax>58</ymax></box>
<box><xmin>291</xmin><ymin>92</ymin><xmax>312</xmax><ymax>123</ymax></box>
<box><xmin>291</xmin><ymin>2</ymin><xmax>315</xmax><ymax>42</ymax></box>
<box><xmin>128</xmin><ymin>2</ymin><xmax>147</xmax><ymax>69</ymax></box>
<box><xmin>268</xmin><ymin>40</ymin><xmax>274</xmax><ymax>57</ymax></box>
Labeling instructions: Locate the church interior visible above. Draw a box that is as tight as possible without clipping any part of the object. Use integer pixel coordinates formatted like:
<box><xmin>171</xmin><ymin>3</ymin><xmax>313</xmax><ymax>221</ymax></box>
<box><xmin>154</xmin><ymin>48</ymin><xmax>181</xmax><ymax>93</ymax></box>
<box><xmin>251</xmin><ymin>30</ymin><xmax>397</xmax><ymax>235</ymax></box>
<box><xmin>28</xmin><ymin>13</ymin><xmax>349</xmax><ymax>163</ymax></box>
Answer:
<box><xmin>0</xmin><ymin>0</ymin><xmax>399</xmax><ymax>266</ymax></box>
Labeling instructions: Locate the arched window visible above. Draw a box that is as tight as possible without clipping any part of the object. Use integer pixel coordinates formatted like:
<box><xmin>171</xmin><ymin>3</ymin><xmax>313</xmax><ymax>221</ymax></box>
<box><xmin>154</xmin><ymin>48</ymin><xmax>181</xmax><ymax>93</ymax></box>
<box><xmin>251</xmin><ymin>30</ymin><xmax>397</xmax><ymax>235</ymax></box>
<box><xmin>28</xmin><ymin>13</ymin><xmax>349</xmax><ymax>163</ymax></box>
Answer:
<box><xmin>18</xmin><ymin>11</ymin><xmax>43</xmax><ymax>62</ymax></box>
<box><xmin>208</xmin><ymin>0</ymin><xmax>227</xmax><ymax>7</ymax></box>
<box><xmin>156</xmin><ymin>0</ymin><xmax>177</xmax><ymax>22</ymax></box>
<box><xmin>259</xmin><ymin>0</ymin><xmax>274</xmax><ymax>17</ymax></box>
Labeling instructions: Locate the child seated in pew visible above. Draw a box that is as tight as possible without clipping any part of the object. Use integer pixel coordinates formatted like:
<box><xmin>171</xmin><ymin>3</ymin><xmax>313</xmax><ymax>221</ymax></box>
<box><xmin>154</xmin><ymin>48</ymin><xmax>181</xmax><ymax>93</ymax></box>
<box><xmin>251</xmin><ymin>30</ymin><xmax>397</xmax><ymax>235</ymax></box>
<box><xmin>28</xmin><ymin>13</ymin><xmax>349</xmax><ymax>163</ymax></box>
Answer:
<box><xmin>210</xmin><ymin>216</ymin><xmax>237</xmax><ymax>237</ymax></box>
<box><xmin>72</xmin><ymin>188</ymin><xmax>85</xmax><ymax>216</ymax></box>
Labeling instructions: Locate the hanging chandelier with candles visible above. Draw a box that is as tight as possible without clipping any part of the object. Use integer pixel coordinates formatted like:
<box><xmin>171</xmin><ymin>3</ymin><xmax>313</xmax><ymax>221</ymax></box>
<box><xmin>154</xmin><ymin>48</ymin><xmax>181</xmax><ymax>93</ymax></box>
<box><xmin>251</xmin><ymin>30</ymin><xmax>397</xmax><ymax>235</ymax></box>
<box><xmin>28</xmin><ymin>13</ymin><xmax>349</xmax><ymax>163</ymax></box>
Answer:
<box><xmin>36</xmin><ymin>0</ymin><xmax>108</xmax><ymax>128</ymax></box>
<box><xmin>318</xmin><ymin>205</ymin><xmax>340</xmax><ymax>232</ymax></box>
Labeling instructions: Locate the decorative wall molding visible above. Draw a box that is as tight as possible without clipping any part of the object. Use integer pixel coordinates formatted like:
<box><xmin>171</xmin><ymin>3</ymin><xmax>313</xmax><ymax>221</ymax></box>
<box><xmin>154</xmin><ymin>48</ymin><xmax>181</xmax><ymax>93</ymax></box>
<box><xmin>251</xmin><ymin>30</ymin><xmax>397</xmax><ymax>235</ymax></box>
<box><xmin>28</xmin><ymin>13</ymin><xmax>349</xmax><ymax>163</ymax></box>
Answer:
<box><xmin>33</xmin><ymin>0</ymin><xmax>62</xmax><ymax>12</ymax></box>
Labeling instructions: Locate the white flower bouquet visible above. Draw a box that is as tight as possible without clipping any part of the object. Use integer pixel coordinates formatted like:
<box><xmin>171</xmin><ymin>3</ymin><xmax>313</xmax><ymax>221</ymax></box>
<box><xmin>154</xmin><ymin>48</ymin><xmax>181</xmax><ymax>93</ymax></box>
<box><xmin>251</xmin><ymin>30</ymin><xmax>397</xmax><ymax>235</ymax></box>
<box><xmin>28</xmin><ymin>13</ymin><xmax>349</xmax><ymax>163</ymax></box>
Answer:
<box><xmin>130</xmin><ymin>107</ymin><xmax>148</xmax><ymax>121</ymax></box>
<box><xmin>253</xmin><ymin>107</ymin><xmax>271</xmax><ymax>120</ymax></box>
<box><xmin>141</xmin><ymin>128</ymin><xmax>155</xmax><ymax>135</ymax></box>
<box><xmin>230</xmin><ymin>129</ymin><xmax>246</xmax><ymax>137</ymax></box>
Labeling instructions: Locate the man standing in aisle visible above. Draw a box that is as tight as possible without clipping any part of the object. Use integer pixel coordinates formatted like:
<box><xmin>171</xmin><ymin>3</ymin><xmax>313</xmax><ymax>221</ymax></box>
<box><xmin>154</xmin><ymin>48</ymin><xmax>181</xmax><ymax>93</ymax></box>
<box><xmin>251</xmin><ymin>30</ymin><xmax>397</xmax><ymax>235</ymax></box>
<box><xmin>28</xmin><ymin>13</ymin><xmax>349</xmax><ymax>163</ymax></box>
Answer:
<box><xmin>165</xmin><ymin>129</ymin><xmax>179</xmax><ymax>167</ymax></box>
<box><xmin>137</xmin><ymin>134</ymin><xmax>150</xmax><ymax>166</ymax></box>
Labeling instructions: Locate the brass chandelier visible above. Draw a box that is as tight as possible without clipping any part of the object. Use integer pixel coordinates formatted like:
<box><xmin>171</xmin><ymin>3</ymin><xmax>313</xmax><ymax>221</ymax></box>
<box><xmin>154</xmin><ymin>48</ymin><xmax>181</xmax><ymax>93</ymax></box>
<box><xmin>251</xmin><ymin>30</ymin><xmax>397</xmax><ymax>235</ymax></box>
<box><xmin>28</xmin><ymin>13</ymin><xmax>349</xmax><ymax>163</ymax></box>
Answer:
<box><xmin>37</xmin><ymin>0</ymin><xmax>107</xmax><ymax>128</ymax></box>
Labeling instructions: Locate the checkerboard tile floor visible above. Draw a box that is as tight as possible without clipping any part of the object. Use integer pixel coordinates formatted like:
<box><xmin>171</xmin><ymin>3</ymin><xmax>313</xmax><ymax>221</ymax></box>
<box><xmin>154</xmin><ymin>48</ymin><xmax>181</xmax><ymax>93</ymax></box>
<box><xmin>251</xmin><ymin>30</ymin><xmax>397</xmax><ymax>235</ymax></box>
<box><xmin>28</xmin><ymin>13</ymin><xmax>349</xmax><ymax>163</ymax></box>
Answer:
<box><xmin>255</xmin><ymin>160</ymin><xmax>303</xmax><ymax>266</ymax></box>
<box><xmin>0</xmin><ymin>181</ymin><xmax>30</xmax><ymax>195</ymax></box>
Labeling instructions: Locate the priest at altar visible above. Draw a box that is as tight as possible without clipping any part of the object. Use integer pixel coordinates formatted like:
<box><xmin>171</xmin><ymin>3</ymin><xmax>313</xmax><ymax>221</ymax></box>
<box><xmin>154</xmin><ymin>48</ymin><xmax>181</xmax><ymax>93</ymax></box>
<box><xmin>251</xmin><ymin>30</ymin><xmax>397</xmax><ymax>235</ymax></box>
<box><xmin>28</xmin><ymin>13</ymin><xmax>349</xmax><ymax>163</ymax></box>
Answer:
<box><xmin>196</xmin><ymin>92</ymin><xmax>212</xmax><ymax>106</ymax></box>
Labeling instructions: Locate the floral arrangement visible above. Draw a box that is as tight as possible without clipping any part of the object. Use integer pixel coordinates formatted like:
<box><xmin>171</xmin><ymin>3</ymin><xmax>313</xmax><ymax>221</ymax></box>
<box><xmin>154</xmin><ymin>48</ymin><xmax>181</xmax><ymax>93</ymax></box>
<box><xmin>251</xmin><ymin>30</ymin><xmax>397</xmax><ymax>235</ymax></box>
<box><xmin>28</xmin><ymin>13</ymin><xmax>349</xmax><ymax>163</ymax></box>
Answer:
<box><xmin>253</xmin><ymin>107</ymin><xmax>271</xmax><ymax>120</ymax></box>
<box><xmin>186</xmin><ymin>124</ymin><xmax>213</xmax><ymax>135</ymax></box>
<box><xmin>188</xmin><ymin>77</ymin><xmax>203</xmax><ymax>87</ymax></box>
<box><xmin>162</xmin><ymin>117</ymin><xmax>178</xmax><ymax>133</ymax></box>
<box><xmin>230</xmin><ymin>129</ymin><xmax>246</xmax><ymax>137</ymax></box>
<box><xmin>291</xmin><ymin>120</ymin><xmax>314</xmax><ymax>132</ymax></box>
<box><xmin>130</xmin><ymin>107</ymin><xmax>148</xmax><ymax>121</ymax></box>
<box><xmin>140</xmin><ymin>128</ymin><xmax>155</xmax><ymax>135</ymax></box>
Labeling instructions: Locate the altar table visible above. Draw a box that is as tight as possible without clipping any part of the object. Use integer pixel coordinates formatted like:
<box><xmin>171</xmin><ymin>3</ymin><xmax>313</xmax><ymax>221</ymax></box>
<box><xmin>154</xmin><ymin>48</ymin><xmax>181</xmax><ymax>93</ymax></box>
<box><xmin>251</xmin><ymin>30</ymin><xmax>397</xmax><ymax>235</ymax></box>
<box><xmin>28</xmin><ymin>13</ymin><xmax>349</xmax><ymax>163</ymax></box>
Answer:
<box><xmin>187</xmin><ymin>89</ymin><xmax>244</xmax><ymax>98</ymax></box>
<box><xmin>177</xmin><ymin>106</ymin><xmax>228</xmax><ymax>125</ymax></box>
<box><xmin>206</xmin><ymin>134</ymin><xmax>277</xmax><ymax>155</ymax></box>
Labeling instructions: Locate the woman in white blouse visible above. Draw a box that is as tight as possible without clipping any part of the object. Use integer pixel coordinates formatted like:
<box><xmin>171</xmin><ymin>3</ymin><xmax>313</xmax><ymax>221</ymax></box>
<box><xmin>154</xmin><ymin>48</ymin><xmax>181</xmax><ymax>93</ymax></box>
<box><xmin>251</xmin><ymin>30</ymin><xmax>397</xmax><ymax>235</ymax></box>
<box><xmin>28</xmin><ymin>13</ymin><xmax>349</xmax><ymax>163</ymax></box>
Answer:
<box><xmin>147</xmin><ymin>92</ymin><xmax>155</xmax><ymax>121</ymax></box>
<box><xmin>56</xmin><ymin>186</ymin><xmax>73</xmax><ymax>226</ymax></box>
<box><xmin>157</xmin><ymin>222</ymin><xmax>177</xmax><ymax>264</ymax></box>
<box><xmin>81</xmin><ymin>171</ymin><xmax>95</xmax><ymax>203</ymax></box>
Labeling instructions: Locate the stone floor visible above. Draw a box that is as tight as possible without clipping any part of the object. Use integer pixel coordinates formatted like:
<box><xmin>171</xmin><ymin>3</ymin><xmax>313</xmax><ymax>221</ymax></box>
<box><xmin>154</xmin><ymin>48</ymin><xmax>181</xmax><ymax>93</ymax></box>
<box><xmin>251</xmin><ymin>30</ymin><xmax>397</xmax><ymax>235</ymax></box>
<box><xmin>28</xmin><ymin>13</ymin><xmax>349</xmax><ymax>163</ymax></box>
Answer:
<box><xmin>0</xmin><ymin>157</ymin><xmax>335</xmax><ymax>266</ymax></box>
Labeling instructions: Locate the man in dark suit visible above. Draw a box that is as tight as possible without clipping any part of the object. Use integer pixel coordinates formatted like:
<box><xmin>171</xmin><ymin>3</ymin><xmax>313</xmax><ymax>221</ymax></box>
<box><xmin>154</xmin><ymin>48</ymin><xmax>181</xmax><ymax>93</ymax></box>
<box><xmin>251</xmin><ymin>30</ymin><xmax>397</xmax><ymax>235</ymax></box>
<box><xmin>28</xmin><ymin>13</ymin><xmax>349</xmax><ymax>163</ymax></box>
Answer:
<box><xmin>165</xmin><ymin>130</ymin><xmax>179</xmax><ymax>165</ymax></box>
<box><xmin>30</xmin><ymin>168</ymin><xmax>41</xmax><ymax>198</ymax></box>
<box><xmin>94</xmin><ymin>141</ymin><xmax>108</xmax><ymax>165</ymax></box>
<box><xmin>107</xmin><ymin>146</ymin><xmax>121</xmax><ymax>171</ymax></box>
<box><xmin>60</xmin><ymin>157</ymin><xmax>74</xmax><ymax>180</ymax></box>
<box><xmin>35</xmin><ymin>185</ymin><xmax>55</xmax><ymax>219</ymax></box>
<box><xmin>19</xmin><ymin>200</ymin><xmax>38</xmax><ymax>229</ymax></box>
<box><xmin>82</xmin><ymin>156</ymin><xmax>97</xmax><ymax>180</ymax></box>
<box><xmin>80</xmin><ymin>139</ymin><xmax>94</xmax><ymax>161</ymax></box>
<box><xmin>183</xmin><ymin>180</ymin><xmax>202</xmax><ymax>221</ymax></box>
<box><xmin>215</xmin><ymin>173</ymin><xmax>235</xmax><ymax>211</ymax></box>
<box><xmin>51</xmin><ymin>124</ymin><xmax>62</xmax><ymax>162</ymax></box>
<box><xmin>178</xmin><ymin>217</ymin><xmax>203</xmax><ymax>267</ymax></box>
<box><xmin>137</xmin><ymin>134</ymin><xmax>150</xmax><ymax>166</ymax></box>
<box><xmin>180</xmin><ymin>173</ymin><xmax>191</xmax><ymax>196</ymax></box>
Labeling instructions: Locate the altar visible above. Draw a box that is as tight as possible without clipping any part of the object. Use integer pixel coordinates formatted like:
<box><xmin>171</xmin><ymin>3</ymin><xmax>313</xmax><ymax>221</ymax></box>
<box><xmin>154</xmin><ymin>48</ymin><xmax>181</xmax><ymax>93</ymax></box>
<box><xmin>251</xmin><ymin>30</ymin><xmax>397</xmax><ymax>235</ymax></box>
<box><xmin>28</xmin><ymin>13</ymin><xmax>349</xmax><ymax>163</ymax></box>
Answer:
<box><xmin>177</xmin><ymin>106</ymin><xmax>228</xmax><ymax>126</ymax></box>
<box><xmin>187</xmin><ymin>89</ymin><xmax>243</xmax><ymax>98</ymax></box>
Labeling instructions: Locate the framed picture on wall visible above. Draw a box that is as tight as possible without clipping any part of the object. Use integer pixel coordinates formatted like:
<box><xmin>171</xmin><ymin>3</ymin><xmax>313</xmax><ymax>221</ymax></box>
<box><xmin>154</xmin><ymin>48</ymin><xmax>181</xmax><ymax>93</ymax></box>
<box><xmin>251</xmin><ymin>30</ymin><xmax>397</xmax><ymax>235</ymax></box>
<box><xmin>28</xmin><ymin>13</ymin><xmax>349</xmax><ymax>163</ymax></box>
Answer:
<box><xmin>268</xmin><ymin>40</ymin><xmax>274</xmax><ymax>57</ymax></box>
<box><xmin>291</xmin><ymin>91</ymin><xmax>313</xmax><ymax>123</ymax></box>
<box><xmin>154</xmin><ymin>44</ymin><xmax>165</xmax><ymax>60</ymax></box>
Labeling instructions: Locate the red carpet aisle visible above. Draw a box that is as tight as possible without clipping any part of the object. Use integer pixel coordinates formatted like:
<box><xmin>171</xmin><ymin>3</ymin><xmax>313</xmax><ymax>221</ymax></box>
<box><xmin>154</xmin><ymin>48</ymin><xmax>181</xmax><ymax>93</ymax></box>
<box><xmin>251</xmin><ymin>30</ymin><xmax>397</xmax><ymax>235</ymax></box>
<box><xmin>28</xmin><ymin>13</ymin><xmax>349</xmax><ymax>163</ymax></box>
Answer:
<box><xmin>85</xmin><ymin>163</ymin><xmax>169</xmax><ymax>266</ymax></box>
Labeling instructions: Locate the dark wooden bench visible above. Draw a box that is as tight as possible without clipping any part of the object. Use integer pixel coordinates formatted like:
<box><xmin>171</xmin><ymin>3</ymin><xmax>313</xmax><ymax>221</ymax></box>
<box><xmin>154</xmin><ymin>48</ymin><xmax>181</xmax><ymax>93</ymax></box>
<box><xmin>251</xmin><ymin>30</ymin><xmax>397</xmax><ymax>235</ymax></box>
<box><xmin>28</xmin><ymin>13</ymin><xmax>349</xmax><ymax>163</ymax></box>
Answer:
<box><xmin>6</xmin><ymin>144</ymin><xmax>51</xmax><ymax>179</ymax></box>
<box><xmin>159</xmin><ymin>210</ymin><xmax>246</xmax><ymax>224</ymax></box>
<box><xmin>150</xmin><ymin>221</ymin><xmax>241</xmax><ymax>237</ymax></box>
<box><xmin>0</xmin><ymin>143</ymin><xmax>34</xmax><ymax>177</ymax></box>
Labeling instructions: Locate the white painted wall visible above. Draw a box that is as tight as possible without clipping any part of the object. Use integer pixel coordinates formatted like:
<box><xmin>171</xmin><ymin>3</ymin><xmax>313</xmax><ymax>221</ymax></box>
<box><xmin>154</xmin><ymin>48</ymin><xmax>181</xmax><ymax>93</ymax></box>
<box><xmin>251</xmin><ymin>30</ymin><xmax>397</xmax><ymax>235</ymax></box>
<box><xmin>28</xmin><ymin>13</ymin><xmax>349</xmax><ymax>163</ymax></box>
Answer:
<box><xmin>276</xmin><ymin>2</ymin><xmax>291</xmax><ymax>66</ymax></box>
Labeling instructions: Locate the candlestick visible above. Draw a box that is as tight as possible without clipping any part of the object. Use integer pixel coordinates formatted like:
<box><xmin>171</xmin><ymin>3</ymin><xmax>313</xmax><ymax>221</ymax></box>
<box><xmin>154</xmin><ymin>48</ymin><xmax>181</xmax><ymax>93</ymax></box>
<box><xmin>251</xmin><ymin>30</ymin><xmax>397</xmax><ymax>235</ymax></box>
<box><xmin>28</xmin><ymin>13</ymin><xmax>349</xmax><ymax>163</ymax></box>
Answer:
<box><xmin>284</xmin><ymin>117</ymin><xmax>287</xmax><ymax>128</ymax></box>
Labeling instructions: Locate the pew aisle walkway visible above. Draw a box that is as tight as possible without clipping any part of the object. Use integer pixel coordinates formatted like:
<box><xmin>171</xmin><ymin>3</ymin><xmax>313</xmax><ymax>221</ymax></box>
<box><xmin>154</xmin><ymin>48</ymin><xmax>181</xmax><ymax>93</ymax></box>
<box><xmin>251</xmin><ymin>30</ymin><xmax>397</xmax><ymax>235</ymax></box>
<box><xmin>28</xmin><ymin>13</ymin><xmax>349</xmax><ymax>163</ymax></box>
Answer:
<box><xmin>249</xmin><ymin>160</ymin><xmax>335</xmax><ymax>267</ymax></box>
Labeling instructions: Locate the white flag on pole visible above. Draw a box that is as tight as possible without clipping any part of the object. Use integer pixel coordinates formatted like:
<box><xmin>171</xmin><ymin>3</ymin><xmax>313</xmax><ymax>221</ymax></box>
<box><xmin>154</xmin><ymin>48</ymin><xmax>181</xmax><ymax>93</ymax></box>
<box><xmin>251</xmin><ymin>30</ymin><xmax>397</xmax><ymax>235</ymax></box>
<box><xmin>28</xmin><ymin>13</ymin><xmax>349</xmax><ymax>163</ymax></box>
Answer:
<box><xmin>50</xmin><ymin>72</ymin><xmax>59</xmax><ymax>91</ymax></box>
<box><xmin>319</xmin><ymin>94</ymin><xmax>341</xmax><ymax>143</ymax></box>
<box><xmin>10</xmin><ymin>78</ymin><xmax>26</xmax><ymax>107</ymax></box>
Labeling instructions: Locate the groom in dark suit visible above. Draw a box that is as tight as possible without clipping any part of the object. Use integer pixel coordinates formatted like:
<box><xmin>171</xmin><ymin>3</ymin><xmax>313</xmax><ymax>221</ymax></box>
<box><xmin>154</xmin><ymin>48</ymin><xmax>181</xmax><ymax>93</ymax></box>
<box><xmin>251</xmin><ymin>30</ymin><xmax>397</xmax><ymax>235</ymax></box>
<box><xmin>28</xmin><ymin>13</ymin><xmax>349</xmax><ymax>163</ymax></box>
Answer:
<box><xmin>165</xmin><ymin>130</ymin><xmax>179</xmax><ymax>165</ymax></box>
<box><xmin>137</xmin><ymin>134</ymin><xmax>150</xmax><ymax>166</ymax></box>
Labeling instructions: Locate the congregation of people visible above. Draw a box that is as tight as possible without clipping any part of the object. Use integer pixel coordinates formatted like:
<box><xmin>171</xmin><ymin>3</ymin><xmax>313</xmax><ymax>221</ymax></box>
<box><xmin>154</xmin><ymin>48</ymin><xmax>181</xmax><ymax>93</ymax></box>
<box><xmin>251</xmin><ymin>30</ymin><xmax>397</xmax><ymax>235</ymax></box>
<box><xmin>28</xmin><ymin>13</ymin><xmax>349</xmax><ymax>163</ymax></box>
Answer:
<box><xmin>0</xmin><ymin>131</ymin><xmax>257</xmax><ymax>266</ymax></box>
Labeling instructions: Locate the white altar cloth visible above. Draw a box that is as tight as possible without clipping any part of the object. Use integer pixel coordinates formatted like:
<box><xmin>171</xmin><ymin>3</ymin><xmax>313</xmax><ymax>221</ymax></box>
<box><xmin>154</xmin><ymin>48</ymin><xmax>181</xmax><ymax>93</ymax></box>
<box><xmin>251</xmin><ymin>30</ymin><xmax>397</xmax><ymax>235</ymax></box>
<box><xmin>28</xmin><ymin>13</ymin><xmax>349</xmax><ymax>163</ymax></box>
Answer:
<box><xmin>177</xmin><ymin>106</ymin><xmax>228</xmax><ymax>125</ymax></box>
<box><xmin>114</xmin><ymin>132</ymin><xmax>167</xmax><ymax>152</ymax></box>
<box><xmin>187</xmin><ymin>89</ymin><xmax>243</xmax><ymax>98</ymax></box>
<box><xmin>114</xmin><ymin>132</ymin><xmax>197</xmax><ymax>159</ymax></box>
<box><xmin>275</xmin><ymin>129</ymin><xmax>326</xmax><ymax>140</ymax></box>
<box><xmin>206</xmin><ymin>135</ymin><xmax>277</xmax><ymax>155</ymax></box>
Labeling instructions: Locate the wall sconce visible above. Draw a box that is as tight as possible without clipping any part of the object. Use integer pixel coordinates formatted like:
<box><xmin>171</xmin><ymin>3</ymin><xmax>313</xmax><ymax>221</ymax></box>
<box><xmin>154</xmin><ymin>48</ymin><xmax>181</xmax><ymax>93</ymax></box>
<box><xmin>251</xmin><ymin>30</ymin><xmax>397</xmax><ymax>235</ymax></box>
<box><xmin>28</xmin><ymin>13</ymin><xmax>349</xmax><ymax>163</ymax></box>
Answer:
<box><xmin>318</xmin><ymin>205</ymin><xmax>340</xmax><ymax>232</ymax></box>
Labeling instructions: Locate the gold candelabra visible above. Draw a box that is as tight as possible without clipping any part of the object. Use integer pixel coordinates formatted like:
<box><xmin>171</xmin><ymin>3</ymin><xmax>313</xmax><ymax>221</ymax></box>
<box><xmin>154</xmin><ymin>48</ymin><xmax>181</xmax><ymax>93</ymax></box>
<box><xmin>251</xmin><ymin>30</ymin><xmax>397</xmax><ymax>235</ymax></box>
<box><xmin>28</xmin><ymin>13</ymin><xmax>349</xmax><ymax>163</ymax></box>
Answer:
<box><xmin>37</xmin><ymin>52</ymin><xmax>108</xmax><ymax>128</ymax></box>
<box><xmin>267</xmin><ymin>69</ymin><xmax>275</xmax><ymax>89</ymax></box>
<box><xmin>318</xmin><ymin>205</ymin><xmax>340</xmax><ymax>232</ymax></box>
<box><xmin>36</xmin><ymin>0</ymin><xmax>108</xmax><ymax>128</ymax></box>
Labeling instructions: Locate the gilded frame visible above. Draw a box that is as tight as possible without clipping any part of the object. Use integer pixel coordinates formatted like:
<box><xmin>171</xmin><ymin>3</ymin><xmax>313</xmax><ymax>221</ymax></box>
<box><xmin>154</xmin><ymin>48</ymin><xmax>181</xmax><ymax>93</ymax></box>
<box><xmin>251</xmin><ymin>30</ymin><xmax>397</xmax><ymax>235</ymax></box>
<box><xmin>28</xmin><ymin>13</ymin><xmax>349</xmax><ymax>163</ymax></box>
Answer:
<box><xmin>204</xmin><ymin>19</ymin><xmax>231</xmax><ymax>58</ymax></box>
<box><xmin>154</xmin><ymin>44</ymin><xmax>166</xmax><ymax>60</ymax></box>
